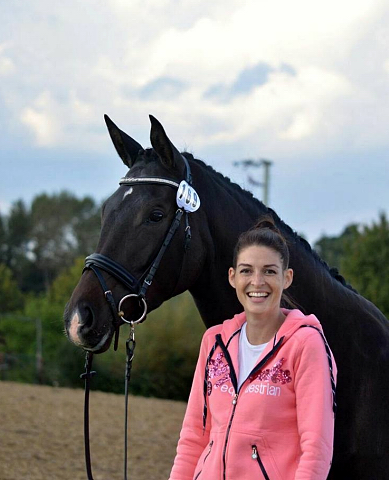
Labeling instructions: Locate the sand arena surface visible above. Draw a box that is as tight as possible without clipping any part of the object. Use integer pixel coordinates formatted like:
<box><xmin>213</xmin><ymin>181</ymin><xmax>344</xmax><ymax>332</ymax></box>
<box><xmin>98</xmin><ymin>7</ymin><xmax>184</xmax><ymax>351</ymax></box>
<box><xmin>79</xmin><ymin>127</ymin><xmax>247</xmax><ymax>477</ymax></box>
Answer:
<box><xmin>0</xmin><ymin>381</ymin><xmax>187</xmax><ymax>480</ymax></box>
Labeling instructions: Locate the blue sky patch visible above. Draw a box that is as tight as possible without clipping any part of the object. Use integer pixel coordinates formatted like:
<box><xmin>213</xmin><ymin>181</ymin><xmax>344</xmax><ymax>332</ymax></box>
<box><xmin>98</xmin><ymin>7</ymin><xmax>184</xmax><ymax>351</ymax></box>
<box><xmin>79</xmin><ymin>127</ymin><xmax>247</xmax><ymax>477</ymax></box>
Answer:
<box><xmin>204</xmin><ymin>62</ymin><xmax>278</xmax><ymax>102</ymax></box>
<box><xmin>139</xmin><ymin>77</ymin><xmax>187</xmax><ymax>100</ymax></box>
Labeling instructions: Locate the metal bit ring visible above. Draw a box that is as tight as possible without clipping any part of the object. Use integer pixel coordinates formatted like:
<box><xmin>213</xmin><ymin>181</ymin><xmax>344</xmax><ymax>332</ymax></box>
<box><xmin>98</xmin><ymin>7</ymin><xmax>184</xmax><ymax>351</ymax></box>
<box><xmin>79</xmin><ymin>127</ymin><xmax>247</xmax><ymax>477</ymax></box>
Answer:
<box><xmin>118</xmin><ymin>294</ymin><xmax>147</xmax><ymax>325</ymax></box>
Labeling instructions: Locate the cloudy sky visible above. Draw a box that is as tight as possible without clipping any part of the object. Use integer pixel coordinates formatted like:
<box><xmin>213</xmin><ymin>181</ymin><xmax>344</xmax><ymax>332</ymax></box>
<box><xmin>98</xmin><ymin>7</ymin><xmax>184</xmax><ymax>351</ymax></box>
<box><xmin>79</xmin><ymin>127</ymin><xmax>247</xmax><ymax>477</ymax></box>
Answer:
<box><xmin>1</xmin><ymin>0</ymin><xmax>388</xmax><ymax>243</ymax></box>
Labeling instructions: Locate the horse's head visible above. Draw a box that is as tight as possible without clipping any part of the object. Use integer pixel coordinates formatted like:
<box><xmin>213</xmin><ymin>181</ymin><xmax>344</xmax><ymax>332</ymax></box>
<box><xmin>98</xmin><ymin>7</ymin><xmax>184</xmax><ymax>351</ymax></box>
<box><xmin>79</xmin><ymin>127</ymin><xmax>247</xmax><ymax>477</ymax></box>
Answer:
<box><xmin>64</xmin><ymin>115</ymin><xmax>205</xmax><ymax>352</ymax></box>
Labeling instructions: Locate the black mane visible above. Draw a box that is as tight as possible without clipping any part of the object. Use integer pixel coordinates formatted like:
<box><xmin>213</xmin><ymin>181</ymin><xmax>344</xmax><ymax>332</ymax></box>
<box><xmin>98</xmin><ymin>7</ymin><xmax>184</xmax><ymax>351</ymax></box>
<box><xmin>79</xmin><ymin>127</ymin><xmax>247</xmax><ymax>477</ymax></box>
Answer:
<box><xmin>187</xmin><ymin>154</ymin><xmax>357</xmax><ymax>293</ymax></box>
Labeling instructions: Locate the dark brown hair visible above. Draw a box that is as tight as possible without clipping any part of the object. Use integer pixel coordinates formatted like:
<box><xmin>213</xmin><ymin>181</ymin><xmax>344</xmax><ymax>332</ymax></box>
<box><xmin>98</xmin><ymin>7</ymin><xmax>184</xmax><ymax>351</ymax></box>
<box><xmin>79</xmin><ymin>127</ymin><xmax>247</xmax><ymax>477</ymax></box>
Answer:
<box><xmin>232</xmin><ymin>216</ymin><xmax>290</xmax><ymax>270</ymax></box>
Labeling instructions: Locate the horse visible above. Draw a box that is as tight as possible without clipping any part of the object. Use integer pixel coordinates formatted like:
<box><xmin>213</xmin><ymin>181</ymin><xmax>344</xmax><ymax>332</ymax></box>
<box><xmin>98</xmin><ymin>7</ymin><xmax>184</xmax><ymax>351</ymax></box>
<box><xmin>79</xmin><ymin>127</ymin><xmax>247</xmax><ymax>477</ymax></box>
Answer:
<box><xmin>65</xmin><ymin>114</ymin><xmax>389</xmax><ymax>479</ymax></box>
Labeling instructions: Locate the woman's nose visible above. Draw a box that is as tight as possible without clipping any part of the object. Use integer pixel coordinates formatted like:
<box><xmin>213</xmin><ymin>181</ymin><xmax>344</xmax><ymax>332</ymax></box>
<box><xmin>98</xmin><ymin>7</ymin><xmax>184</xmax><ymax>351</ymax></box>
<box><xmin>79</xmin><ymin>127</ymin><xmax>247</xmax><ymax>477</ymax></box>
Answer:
<box><xmin>251</xmin><ymin>271</ymin><xmax>265</xmax><ymax>286</ymax></box>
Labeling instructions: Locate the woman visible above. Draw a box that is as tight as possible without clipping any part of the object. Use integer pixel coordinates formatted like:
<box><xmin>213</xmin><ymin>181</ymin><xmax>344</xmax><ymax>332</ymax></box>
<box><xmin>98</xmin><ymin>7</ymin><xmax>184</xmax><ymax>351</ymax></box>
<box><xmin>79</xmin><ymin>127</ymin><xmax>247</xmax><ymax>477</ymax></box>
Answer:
<box><xmin>169</xmin><ymin>219</ymin><xmax>337</xmax><ymax>480</ymax></box>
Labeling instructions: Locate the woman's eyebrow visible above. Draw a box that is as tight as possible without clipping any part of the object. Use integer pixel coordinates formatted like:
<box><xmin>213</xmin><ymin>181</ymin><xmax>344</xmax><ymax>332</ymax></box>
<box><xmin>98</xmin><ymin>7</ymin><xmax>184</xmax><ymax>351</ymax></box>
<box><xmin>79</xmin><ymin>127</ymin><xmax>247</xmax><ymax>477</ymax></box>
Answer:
<box><xmin>237</xmin><ymin>263</ymin><xmax>280</xmax><ymax>267</ymax></box>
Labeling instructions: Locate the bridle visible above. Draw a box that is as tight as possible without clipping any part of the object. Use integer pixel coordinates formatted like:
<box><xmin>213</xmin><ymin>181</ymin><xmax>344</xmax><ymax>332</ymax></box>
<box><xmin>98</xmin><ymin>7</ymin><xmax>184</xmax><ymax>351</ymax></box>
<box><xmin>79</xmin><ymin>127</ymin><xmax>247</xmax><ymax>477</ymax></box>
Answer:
<box><xmin>84</xmin><ymin>155</ymin><xmax>196</xmax><ymax>337</ymax></box>
<box><xmin>80</xmin><ymin>154</ymin><xmax>200</xmax><ymax>480</ymax></box>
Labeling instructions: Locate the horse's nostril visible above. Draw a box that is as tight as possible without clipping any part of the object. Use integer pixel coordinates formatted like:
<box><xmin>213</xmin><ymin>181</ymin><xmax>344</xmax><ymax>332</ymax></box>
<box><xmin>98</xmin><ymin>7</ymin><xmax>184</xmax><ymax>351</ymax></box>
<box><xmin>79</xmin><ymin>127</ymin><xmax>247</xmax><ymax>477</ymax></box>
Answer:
<box><xmin>82</xmin><ymin>305</ymin><xmax>95</xmax><ymax>330</ymax></box>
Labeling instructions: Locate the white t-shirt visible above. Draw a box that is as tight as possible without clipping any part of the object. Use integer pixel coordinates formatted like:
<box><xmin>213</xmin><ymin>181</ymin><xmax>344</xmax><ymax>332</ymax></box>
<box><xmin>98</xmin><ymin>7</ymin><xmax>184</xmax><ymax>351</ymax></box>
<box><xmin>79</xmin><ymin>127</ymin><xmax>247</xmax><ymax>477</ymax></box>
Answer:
<box><xmin>238</xmin><ymin>322</ymin><xmax>267</xmax><ymax>390</ymax></box>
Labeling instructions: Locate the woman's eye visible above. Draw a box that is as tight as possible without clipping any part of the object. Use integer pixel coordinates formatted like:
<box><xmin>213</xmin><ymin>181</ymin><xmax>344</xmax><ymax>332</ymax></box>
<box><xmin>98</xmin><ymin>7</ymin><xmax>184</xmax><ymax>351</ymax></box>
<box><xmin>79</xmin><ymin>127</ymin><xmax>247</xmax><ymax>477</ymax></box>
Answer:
<box><xmin>265</xmin><ymin>269</ymin><xmax>276</xmax><ymax>275</ymax></box>
<box><xmin>148</xmin><ymin>210</ymin><xmax>164</xmax><ymax>223</ymax></box>
<box><xmin>240</xmin><ymin>268</ymin><xmax>251</xmax><ymax>274</ymax></box>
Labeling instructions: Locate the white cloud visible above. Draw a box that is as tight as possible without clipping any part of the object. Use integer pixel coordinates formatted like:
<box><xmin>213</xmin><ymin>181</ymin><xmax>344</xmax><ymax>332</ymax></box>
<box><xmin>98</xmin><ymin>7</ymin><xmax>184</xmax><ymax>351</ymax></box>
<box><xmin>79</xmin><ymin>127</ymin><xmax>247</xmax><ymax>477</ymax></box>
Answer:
<box><xmin>21</xmin><ymin>92</ymin><xmax>60</xmax><ymax>147</ymax></box>
<box><xmin>281</xmin><ymin>112</ymin><xmax>316</xmax><ymax>141</ymax></box>
<box><xmin>120</xmin><ymin>0</ymin><xmax>379</xmax><ymax>88</ymax></box>
<box><xmin>0</xmin><ymin>42</ymin><xmax>15</xmax><ymax>76</ymax></box>
<box><xmin>1</xmin><ymin>0</ymin><xmax>389</xmax><ymax>159</ymax></box>
<box><xmin>0</xmin><ymin>56</ymin><xmax>15</xmax><ymax>76</ymax></box>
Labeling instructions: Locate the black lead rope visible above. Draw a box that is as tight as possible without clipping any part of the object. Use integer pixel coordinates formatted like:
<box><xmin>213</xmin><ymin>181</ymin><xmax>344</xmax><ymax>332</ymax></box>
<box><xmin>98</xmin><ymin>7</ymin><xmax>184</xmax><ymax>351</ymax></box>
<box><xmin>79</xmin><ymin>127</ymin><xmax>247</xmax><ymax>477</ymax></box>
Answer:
<box><xmin>124</xmin><ymin>325</ymin><xmax>136</xmax><ymax>480</ymax></box>
<box><xmin>81</xmin><ymin>325</ymin><xmax>136</xmax><ymax>480</ymax></box>
<box><xmin>80</xmin><ymin>352</ymin><xmax>96</xmax><ymax>480</ymax></box>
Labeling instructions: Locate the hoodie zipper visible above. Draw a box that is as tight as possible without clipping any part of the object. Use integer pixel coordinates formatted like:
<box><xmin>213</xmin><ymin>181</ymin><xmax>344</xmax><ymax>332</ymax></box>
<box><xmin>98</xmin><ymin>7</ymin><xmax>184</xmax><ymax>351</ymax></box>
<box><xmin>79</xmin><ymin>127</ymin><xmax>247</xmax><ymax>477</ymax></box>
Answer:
<box><xmin>194</xmin><ymin>440</ymin><xmax>214</xmax><ymax>480</ymax></box>
<box><xmin>221</xmin><ymin>393</ymin><xmax>239</xmax><ymax>480</ymax></box>
<box><xmin>252</xmin><ymin>445</ymin><xmax>270</xmax><ymax>480</ymax></box>
<box><xmin>215</xmin><ymin>333</ymin><xmax>284</xmax><ymax>480</ymax></box>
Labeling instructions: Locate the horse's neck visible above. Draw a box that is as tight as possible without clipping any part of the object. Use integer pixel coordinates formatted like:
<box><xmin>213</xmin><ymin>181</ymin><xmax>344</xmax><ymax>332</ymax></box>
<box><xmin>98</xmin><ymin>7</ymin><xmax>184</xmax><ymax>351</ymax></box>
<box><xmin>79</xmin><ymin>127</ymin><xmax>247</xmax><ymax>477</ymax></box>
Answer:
<box><xmin>287</xmin><ymin>238</ymin><xmax>342</xmax><ymax>313</ymax></box>
<box><xmin>189</xmin><ymin>163</ymin><xmax>265</xmax><ymax>325</ymax></box>
<box><xmin>188</xmin><ymin>161</ymin><xmax>350</xmax><ymax>327</ymax></box>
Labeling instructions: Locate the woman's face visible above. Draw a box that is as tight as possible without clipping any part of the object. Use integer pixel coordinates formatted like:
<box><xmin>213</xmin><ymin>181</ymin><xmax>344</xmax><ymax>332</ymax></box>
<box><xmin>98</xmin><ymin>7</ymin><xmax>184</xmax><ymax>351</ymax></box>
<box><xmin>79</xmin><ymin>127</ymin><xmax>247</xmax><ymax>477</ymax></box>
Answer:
<box><xmin>228</xmin><ymin>245</ymin><xmax>293</xmax><ymax>322</ymax></box>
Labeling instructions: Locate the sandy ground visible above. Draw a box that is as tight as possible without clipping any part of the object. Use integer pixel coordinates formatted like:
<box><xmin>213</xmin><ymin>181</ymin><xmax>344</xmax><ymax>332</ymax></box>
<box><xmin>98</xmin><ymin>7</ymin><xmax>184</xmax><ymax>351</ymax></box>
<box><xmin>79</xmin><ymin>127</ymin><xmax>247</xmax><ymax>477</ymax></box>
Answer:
<box><xmin>0</xmin><ymin>381</ymin><xmax>187</xmax><ymax>480</ymax></box>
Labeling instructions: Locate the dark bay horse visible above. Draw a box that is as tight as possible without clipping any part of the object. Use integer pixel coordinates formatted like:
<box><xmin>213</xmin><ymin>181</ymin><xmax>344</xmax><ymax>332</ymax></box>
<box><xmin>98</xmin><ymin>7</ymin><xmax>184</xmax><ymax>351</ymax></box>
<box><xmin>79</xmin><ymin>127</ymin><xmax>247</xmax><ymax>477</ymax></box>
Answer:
<box><xmin>65</xmin><ymin>115</ymin><xmax>389</xmax><ymax>479</ymax></box>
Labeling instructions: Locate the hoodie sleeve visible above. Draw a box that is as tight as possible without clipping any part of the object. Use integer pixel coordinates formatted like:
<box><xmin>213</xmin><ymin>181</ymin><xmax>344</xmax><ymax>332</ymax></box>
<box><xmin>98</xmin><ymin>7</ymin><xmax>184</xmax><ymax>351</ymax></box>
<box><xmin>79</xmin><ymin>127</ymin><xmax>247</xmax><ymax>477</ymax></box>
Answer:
<box><xmin>293</xmin><ymin>328</ymin><xmax>337</xmax><ymax>480</ymax></box>
<box><xmin>169</xmin><ymin>331</ymin><xmax>212</xmax><ymax>480</ymax></box>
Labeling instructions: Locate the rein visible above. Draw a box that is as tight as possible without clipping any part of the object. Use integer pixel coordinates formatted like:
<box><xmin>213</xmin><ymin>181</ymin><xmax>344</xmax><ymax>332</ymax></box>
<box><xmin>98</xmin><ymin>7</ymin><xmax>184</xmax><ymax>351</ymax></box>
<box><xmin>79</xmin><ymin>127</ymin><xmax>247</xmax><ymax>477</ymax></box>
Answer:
<box><xmin>80</xmin><ymin>155</ymin><xmax>200</xmax><ymax>480</ymax></box>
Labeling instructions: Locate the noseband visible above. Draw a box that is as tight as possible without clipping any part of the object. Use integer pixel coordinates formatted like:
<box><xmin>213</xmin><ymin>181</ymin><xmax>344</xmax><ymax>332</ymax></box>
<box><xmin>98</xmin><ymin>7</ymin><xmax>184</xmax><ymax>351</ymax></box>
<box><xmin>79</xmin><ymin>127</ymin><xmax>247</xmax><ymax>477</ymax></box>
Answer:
<box><xmin>80</xmin><ymin>155</ymin><xmax>200</xmax><ymax>480</ymax></box>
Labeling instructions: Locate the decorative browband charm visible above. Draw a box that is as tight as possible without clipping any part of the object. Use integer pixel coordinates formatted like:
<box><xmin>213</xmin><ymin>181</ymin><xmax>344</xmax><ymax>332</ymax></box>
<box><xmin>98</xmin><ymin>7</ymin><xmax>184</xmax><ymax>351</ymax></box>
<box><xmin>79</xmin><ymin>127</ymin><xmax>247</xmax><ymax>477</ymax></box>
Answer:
<box><xmin>176</xmin><ymin>180</ymin><xmax>200</xmax><ymax>212</ymax></box>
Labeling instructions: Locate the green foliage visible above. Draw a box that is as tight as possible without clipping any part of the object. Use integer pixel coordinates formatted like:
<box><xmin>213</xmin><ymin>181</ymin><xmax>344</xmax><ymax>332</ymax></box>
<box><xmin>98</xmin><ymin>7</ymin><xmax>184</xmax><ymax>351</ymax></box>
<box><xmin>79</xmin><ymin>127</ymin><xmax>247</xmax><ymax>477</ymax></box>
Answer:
<box><xmin>56</xmin><ymin>287</ymin><xmax>205</xmax><ymax>400</ymax></box>
<box><xmin>0</xmin><ymin>212</ymin><xmax>7</xmax><ymax>264</ymax></box>
<box><xmin>0</xmin><ymin>258</ymin><xmax>85</xmax><ymax>384</ymax></box>
<box><xmin>1</xmin><ymin>200</ymin><xmax>34</xmax><ymax>291</ymax></box>
<box><xmin>314</xmin><ymin>224</ymin><xmax>359</xmax><ymax>269</ymax></box>
<box><xmin>315</xmin><ymin>211</ymin><xmax>389</xmax><ymax>318</ymax></box>
<box><xmin>341</xmin><ymin>212</ymin><xmax>389</xmax><ymax>317</ymax></box>
<box><xmin>1</xmin><ymin>192</ymin><xmax>101</xmax><ymax>293</ymax></box>
<box><xmin>0</xmin><ymin>253</ymin><xmax>205</xmax><ymax>400</ymax></box>
<box><xmin>60</xmin><ymin>290</ymin><xmax>205</xmax><ymax>401</ymax></box>
<box><xmin>44</xmin><ymin>256</ymin><xmax>205</xmax><ymax>399</ymax></box>
<box><xmin>0</xmin><ymin>264</ymin><xmax>24</xmax><ymax>313</ymax></box>
<box><xmin>29</xmin><ymin>192</ymin><xmax>101</xmax><ymax>291</ymax></box>
<box><xmin>47</xmin><ymin>257</ymin><xmax>85</xmax><ymax>305</ymax></box>
<box><xmin>127</xmin><ymin>292</ymin><xmax>205</xmax><ymax>400</ymax></box>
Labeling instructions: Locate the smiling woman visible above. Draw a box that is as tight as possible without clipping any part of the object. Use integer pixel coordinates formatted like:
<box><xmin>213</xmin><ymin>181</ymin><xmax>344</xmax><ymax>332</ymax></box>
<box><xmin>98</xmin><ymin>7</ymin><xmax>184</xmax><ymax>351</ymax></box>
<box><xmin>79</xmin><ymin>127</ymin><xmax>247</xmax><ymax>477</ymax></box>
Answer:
<box><xmin>169</xmin><ymin>218</ymin><xmax>337</xmax><ymax>480</ymax></box>
<box><xmin>228</xmin><ymin>219</ymin><xmax>294</xmax><ymax>345</ymax></box>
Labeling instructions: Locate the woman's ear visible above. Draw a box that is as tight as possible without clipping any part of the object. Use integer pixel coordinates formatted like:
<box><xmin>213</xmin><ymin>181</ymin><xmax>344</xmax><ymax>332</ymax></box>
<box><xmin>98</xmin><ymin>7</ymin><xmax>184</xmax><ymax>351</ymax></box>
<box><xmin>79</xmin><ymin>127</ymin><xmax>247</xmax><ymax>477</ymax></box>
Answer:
<box><xmin>283</xmin><ymin>268</ymin><xmax>294</xmax><ymax>290</ymax></box>
<box><xmin>228</xmin><ymin>267</ymin><xmax>236</xmax><ymax>289</ymax></box>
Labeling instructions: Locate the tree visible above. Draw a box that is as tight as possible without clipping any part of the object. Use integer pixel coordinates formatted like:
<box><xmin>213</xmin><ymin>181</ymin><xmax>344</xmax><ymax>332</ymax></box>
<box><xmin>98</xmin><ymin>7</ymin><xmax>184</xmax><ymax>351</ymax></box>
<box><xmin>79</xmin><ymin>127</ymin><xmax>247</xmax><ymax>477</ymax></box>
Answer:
<box><xmin>341</xmin><ymin>212</ymin><xmax>389</xmax><ymax>318</ymax></box>
<box><xmin>2</xmin><ymin>192</ymin><xmax>101</xmax><ymax>293</ymax></box>
<box><xmin>315</xmin><ymin>212</ymin><xmax>389</xmax><ymax>318</ymax></box>
<box><xmin>29</xmin><ymin>192</ymin><xmax>99</xmax><ymax>290</ymax></box>
<box><xmin>0</xmin><ymin>212</ymin><xmax>7</xmax><ymax>264</ymax></box>
<box><xmin>0</xmin><ymin>264</ymin><xmax>24</xmax><ymax>313</ymax></box>
<box><xmin>314</xmin><ymin>224</ymin><xmax>359</xmax><ymax>269</ymax></box>
<box><xmin>3</xmin><ymin>200</ymin><xmax>34</xmax><ymax>291</ymax></box>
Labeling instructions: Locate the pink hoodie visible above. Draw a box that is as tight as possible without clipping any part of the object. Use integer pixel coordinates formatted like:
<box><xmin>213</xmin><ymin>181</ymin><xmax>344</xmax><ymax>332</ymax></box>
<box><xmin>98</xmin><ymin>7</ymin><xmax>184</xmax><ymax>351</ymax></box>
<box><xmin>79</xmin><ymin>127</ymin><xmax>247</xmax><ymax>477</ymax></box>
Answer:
<box><xmin>169</xmin><ymin>309</ymin><xmax>336</xmax><ymax>480</ymax></box>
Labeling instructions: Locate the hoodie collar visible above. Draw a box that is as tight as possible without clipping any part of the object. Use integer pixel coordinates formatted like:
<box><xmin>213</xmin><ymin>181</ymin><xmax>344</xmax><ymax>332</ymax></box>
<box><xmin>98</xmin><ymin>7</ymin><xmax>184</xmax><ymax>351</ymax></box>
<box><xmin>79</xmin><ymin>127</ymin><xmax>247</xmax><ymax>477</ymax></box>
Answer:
<box><xmin>220</xmin><ymin>308</ymin><xmax>322</xmax><ymax>345</ymax></box>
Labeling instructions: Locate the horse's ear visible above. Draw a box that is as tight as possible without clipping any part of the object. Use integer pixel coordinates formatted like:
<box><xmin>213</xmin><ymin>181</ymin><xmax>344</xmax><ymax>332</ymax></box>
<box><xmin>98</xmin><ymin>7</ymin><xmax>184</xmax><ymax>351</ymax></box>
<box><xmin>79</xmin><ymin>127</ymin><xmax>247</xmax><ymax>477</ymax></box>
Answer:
<box><xmin>104</xmin><ymin>115</ymin><xmax>143</xmax><ymax>168</ymax></box>
<box><xmin>149</xmin><ymin>115</ymin><xmax>183</xmax><ymax>171</ymax></box>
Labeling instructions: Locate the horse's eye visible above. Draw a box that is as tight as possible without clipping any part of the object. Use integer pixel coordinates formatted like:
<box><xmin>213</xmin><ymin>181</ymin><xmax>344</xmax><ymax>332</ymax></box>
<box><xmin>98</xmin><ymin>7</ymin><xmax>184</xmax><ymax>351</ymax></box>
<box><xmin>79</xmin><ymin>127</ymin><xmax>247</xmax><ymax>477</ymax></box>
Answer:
<box><xmin>148</xmin><ymin>210</ymin><xmax>164</xmax><ymax>223</ymax></box>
